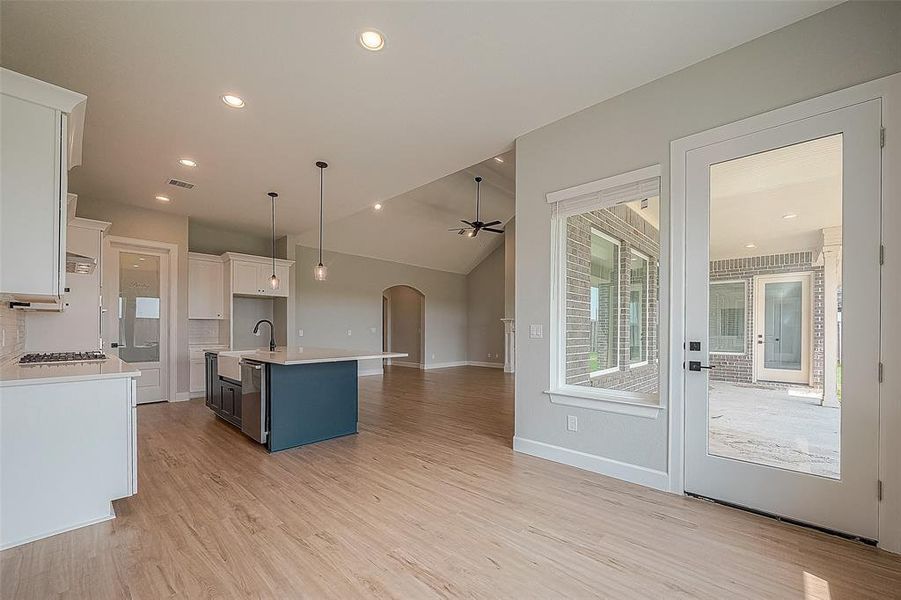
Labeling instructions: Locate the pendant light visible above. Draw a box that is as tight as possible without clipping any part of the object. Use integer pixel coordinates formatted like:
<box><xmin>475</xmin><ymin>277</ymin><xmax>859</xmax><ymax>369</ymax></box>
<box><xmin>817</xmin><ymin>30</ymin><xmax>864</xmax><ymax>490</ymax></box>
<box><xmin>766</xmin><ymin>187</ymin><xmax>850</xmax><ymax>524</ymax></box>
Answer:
<box><xmin>267</xmin><ymin>192</ymin><xmax>279</xmax><ymax>289</ymax></box>
<box><xmin>314</xmin><ymin>161</ymin><xmax>328</xmax><ymax>281</ymax></box>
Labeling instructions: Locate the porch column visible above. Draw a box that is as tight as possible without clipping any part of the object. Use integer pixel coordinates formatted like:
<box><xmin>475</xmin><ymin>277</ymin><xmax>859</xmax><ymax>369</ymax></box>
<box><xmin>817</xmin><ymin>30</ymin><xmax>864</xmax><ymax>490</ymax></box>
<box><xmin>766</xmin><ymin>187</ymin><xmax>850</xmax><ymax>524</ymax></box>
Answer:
<box><xmin>501</xmin><ymin>318</ymin><xmax>515</xmax><ymax>373</ymax></box>
<box><xmin>821</xmin><ymin>227</ymin><xmax>842</xmax><ymax>408</ymax></box>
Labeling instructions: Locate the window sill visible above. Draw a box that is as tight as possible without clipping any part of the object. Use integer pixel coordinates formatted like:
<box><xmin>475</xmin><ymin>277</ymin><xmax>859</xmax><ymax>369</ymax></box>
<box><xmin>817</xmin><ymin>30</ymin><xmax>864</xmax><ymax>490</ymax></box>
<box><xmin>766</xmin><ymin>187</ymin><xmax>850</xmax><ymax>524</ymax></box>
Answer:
<box><xmin>544</xmin><ymin>387</ymin><xmax>664</xmax><ymax>419</ymax></box>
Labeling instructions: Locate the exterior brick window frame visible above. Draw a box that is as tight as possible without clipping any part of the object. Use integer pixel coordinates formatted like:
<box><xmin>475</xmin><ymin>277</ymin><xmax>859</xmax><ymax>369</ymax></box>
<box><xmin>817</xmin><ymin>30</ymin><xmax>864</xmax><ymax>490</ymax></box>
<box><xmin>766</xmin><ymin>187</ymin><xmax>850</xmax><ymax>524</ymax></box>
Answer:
<box><xmin>546</xmin><ymin>165</ymin><xmax>664</xmax><ymax>419</ymax></box>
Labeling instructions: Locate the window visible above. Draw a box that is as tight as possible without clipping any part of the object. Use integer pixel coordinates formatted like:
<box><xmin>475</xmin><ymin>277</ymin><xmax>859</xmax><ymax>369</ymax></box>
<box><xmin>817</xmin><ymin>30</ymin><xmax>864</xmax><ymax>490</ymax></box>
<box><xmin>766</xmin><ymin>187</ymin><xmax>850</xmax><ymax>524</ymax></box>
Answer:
<box><xmin>709</xmin><ymin>281</ymin><xmax>745</xmax><ymax>353</ymax></box>
<box><xmin>629</xmin><ymin>250</ymin><xmax>649</xmax><ymax>364</ymax></box>
<box><xmin>551</xmin><ymin>166</ymin><xmax>661</xmax><ymax>405</ymax></box>
<box><xmin>589</xmin><ymin>229</ymin><xmax>619</xmax><ymax>375</ymax></box>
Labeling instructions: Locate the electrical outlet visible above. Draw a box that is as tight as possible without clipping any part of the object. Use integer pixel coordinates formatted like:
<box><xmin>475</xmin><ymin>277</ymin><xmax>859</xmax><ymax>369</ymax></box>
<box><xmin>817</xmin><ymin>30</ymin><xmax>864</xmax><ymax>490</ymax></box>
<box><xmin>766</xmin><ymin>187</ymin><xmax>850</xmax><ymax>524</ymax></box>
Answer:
<box><xmin>298</xmin><ymin>329</ymin><xmax>304</xmax><ymax>337</ymax></box>
<box><xmin>567</xmin><ymin>415</ymin><xmax>578</xmax><ymax>432</ymax></box>
<box><xmin>431</xmin><ymin>353</ymin><xmax>436</xmax><ymax>360</ymax></box>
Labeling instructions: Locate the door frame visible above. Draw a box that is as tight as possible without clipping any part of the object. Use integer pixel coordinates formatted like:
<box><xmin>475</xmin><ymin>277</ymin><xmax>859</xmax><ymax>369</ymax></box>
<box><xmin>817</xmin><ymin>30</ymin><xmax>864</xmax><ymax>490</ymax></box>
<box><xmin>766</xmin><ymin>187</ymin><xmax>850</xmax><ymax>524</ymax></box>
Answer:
<box><xmin>105</xmin><ymin>235</ymin><xmax>179</xmax><ymax>403</ymax></box>
<box><xmin>669</xmin><ymin>72</ymin><xmax>901</xmax><ymax>553</ymax></box>
<box><xmin>752</xmin><ymin>271</ymin><xmax>813</xmax><ymax>385</ymax></box>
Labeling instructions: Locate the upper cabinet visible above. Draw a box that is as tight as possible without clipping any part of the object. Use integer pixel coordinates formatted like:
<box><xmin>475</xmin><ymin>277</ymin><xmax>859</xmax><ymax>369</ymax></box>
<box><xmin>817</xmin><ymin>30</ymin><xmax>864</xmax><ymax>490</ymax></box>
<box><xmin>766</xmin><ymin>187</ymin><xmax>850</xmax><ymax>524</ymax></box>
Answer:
<box><xmin>188</xmin><ymin>253</ymin><xmax>226</xmax><ymax>319</ymax></box>
<box><xmin>0</xmin><ymin>68</ymin><xmax>86</xmax><ymax>302</ymax></box>
<box><xmin>225</xmin><ymin>253</ymin><xmax>292</xmax><ymax>298</ymax></box>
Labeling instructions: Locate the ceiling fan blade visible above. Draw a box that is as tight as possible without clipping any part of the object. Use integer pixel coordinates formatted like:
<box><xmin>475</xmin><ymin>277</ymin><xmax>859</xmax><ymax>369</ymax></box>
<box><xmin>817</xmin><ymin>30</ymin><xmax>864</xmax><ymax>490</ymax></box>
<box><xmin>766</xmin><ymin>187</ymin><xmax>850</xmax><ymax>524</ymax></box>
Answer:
<box><xmin>461</xmin><ymin>220</ymin><xmax>475</xmax><ymax>227</ymax></box>
<box><xmin>483</xmin><ymin>220</ymin><xmax>502</xmax><ymax>227</ymax></box>
<box><xmin>483</xmin><ymin>227</ymin><xmax>505</xmax><ymax>234</ymax></box>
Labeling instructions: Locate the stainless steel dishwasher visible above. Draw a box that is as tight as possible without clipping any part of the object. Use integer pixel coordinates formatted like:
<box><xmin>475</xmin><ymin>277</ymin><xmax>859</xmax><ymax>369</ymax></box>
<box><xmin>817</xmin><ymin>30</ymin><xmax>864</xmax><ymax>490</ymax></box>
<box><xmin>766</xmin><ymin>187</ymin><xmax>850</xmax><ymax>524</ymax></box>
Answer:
<box><xmin>240</xmin><ymin>360</ymin><xmax>268</xmax><ymax>444</ymax></box>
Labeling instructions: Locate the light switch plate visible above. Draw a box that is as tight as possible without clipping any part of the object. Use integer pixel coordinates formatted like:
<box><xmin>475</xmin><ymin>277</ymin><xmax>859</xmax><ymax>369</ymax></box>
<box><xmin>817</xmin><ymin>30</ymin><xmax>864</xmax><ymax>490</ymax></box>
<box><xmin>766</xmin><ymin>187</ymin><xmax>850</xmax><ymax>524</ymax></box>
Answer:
<box><xmin>567</xmin><ymin>415</ymin><xmax>578</xmax><ymax>432</ymax></box>
<box><xmin>529</xmin><ymin>324</ymin><xmax>543</xmax><ymax>339</ymax></box>
<box><xmin>346</xmin><ymin>329</ymin><xmax>352</xmax><ymax>336</ymax></box>
<box><xmin>298</xmin><ymin>329</ymin><xmax>304</xmax><ymax>337</ymax></box>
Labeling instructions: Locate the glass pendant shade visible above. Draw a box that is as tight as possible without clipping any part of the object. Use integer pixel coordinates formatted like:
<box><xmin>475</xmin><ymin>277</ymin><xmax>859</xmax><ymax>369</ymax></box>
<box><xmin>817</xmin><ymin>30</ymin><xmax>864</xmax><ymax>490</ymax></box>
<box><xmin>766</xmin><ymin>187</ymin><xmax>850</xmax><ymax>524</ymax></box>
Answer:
<box><xmin>314</xmin><ymin>263</ymin><xmax>328</xmax><ymax>281</ymax></box>
<box><xmin>269</xmin><ymin>273</ymin><xmax>279</xmax><ymax>289</ymax></box>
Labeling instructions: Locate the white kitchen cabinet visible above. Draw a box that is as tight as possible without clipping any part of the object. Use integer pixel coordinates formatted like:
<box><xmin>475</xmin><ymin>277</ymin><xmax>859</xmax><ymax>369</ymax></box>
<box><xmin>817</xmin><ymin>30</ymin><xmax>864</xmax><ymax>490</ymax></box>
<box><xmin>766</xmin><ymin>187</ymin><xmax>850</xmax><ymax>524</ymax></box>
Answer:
<box><xmin>0</xmin><ymin>69</ymin><xmax>86</xmax><ymax>302</ymax></box>
<box><xmin>232</xmin><ymin>259</ymin><xmax>262</xmax><ymax>296</ymax></box>
<box><xmin>188</xmin><ymin>253</ymin><xmax>226</xmax><ymax>319</ymax></box>
<box><xmin>227</xmin><ymin>254</ymin><xmax>291</xmax><ymax>298</ymax></box>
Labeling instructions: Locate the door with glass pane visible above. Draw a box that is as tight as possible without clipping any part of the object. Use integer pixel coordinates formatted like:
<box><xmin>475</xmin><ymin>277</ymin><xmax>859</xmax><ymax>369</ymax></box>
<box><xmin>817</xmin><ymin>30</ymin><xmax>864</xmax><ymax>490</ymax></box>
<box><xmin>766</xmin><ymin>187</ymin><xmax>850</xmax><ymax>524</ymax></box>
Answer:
<box><xmin>684</xmin><ymin>100</ymin><xmax>881</xmax><ymax>539</ymax></box>
<box><xmin>104</xmin><ymin>243</ymin><xmax>170</xmax><ymax>404</ymax></box>
<box><xmin>754</xmin><ymin>273</ymin><xmax>811</xmax><ymax>384</ymax></box>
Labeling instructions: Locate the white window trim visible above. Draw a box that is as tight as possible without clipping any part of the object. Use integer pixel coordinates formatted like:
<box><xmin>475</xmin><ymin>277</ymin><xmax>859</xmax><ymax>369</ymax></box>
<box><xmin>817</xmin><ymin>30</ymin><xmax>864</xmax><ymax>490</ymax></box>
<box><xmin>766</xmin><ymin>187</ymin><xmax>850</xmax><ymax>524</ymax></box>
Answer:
<box><xmin>547</xmin><ymin>164</ymin><xmax>663</xmax><ymax>416</ymax></box>
<box><xmin>629</xmin><ymin>248</ymin><xmax>650</xmax><ymax>365</ymax></box>
<box><xmin>708</xmin><ymin>279</ymin><xmax>747</xmax><ymax>355</ymax></box>
<box><xmin>588</xmin><ymin>227</ymin><xmax>621</xmax><ymax>378</ymax></box>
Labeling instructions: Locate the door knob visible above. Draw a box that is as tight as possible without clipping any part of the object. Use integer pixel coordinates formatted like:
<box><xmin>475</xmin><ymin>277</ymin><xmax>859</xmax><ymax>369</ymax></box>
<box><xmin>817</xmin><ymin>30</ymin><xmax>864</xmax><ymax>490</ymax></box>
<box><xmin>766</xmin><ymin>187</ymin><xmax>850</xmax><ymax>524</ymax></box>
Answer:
<box><xmin>688</xmin><ymin>361</ymin><xmax>715</xmax><ymax>372</ymax></box>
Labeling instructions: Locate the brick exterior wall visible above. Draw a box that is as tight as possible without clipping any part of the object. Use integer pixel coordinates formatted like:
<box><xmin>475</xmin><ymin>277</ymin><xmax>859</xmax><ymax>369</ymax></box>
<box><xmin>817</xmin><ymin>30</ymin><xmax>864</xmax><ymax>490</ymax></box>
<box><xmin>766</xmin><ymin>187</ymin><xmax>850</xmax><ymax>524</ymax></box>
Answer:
<box><xmin>708</xmin><ymin>251</ymin><xmax>825</xmax><ymax>388</ymax></box>
<box><xmin>565</xmin><ymin>204</ymin><xmax>659</xmax><ymax>394</ymax></box>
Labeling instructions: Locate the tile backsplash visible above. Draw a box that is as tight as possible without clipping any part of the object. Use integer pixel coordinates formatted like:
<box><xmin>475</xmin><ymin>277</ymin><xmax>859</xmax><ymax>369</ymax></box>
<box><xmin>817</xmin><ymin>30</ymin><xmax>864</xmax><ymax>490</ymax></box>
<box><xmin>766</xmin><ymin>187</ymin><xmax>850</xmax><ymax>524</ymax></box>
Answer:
<box><xmin>189</xmin><ymin>319</ymin><xmax>228</xmax><ymax>347</ymax></box>
<box><xmin>0</xmin><ymin>294</ymin><xmax>26</xmax><ymax>365</ymax></box>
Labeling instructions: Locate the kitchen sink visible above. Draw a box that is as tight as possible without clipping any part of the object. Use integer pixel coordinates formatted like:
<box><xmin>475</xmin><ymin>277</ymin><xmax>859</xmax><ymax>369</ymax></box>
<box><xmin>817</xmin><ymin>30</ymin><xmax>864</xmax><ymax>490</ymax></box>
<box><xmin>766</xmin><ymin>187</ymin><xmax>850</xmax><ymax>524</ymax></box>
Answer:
<box><xmin>217</xmin><ymin>350</ymin><xmax>262</xmax><ymax>382</ymax></box>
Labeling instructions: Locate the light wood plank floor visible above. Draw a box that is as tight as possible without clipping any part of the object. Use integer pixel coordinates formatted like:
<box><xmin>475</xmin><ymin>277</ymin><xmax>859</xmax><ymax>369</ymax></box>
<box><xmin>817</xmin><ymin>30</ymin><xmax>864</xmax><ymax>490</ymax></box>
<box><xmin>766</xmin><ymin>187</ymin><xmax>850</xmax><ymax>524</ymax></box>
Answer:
<box><xmin>2</xmin><ymin>366</ymin><xmax>900</xmax><ymax>599</ymax></box>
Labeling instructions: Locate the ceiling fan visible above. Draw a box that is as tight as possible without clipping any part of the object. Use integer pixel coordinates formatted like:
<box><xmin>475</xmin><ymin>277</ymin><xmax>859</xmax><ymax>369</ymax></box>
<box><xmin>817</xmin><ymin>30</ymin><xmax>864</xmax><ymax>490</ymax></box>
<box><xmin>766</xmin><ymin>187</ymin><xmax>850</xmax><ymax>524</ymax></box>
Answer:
<box><xmin>449</xmin><ymin>176</ymin><xmax>504</xmax><ymax>237</ymax></box>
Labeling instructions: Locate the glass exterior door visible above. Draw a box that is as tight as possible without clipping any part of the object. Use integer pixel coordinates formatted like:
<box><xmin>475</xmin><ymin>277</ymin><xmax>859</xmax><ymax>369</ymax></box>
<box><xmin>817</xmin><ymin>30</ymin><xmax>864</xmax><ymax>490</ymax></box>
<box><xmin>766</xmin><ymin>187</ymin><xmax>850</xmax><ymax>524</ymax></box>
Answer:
<box><xmin>683</xmin><ymin>100</ymin><xmax>881</xmax><ymax>540</ymax></box>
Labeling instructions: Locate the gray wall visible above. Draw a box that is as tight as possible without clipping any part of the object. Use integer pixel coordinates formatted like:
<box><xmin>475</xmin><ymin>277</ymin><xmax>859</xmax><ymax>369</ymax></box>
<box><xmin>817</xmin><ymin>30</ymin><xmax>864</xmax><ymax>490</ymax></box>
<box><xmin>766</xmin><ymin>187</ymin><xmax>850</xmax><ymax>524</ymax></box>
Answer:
<box><xmin>504</xmin><ymin>218</ymin><xmax>515</xmax><ymax>319</ymax></box>
<box><xmin>293</xmin><ymin>245</ymin><xmax>468</xmax><ymax>372</ymax></box>
<box><xmin>385</xmin><ymin>285</ymin><xmax>424</xmax><ymax>365</ymax></box>
<box><xmin>188</xmin><ymin>219</ymin><xmax>271</xmax><ymax>257</ymax></box>
<box><xmin>75</xmin><ymin>197</ymin><xmax>191</xmax><ymax>397</ymax></box>
<box><xmin>466</xmin><ymin>243</ymin><xmax>505</xmax><ymax>365</ymax></box>
<box><xmin>515</xmin><ymin>2</ymin><xmax>901</xmax><ymax>471</ymax></box>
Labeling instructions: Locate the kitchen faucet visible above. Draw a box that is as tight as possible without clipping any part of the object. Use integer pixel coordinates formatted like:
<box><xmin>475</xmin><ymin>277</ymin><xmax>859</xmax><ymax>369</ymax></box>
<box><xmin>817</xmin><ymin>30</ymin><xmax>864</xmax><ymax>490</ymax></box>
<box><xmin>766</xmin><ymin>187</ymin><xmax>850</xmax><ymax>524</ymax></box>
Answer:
<box><xmin>252</xmin><ymin>319</ymin><xmax>276</xmax><ymax>352</ymax></box>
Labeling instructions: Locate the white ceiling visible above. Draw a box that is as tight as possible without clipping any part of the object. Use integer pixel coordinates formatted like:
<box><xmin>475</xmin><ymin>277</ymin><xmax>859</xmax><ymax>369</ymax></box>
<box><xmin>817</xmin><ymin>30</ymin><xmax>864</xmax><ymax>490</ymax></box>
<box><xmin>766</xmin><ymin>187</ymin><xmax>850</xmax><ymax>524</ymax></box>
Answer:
<box><xmin>710</xmin><ymin>134</ymin><xmax>842</xmax><ymax>260</ymax></box>
<box><xmin>300</xmin><ymin>152</ymin><xmax>515</xmax><ymax>274</ymax></box>
<box><xmin>1</xmin><ymin>1</ymin><xmax>835</xmax><ymax>270</ymax></box>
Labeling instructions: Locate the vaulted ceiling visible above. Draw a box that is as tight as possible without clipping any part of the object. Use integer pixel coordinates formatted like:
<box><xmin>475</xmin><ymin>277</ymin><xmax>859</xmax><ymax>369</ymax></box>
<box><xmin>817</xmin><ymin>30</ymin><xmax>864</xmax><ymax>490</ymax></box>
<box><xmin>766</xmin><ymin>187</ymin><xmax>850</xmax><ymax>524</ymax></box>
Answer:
<box><xmin>1</xmin><ymin>1</ymin><xmax>836</xmax><ymax>271</ymax></box>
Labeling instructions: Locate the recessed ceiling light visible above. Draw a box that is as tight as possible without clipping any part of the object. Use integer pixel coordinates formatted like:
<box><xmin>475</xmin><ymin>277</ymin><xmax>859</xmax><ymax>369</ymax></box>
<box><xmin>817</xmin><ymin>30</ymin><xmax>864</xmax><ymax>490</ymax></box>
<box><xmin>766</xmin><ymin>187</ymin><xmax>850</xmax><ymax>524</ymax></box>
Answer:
<box><xmin>494</xmin><ymin>157</ymin><xmax>504</xmax><ymax>163</ymax></box>
<box><xmin>155</xmin><ymin>195</ymin><xmax>171</xmax><ymax>203</ymax></box>
<box><xmin>178</xmin><ymin>158</ymin><xmax>197</xmax><ymax>167</ymax></box>
<box><xmin>221</xmin><ymin>94</ymin><xmax>245</xmax><ymax>108</ymax></box>
<box><xmin>782</xmin><ymin>213</ymin><xmax>798</xmax><ymax>220</ymax></box>
<box><xmin>745</xmin><ymin>243</ymin><xmax>757</xmax><ymax>249</ymax></box>
<box><xmin>373</xmin><ymin>203</ymin><xmax>383</xmax><ymax>211</ymax></box>
<box><xmin>359</xmin><ymin>30</ymin><xmax>385</xmax><ymax>51</ymax></box>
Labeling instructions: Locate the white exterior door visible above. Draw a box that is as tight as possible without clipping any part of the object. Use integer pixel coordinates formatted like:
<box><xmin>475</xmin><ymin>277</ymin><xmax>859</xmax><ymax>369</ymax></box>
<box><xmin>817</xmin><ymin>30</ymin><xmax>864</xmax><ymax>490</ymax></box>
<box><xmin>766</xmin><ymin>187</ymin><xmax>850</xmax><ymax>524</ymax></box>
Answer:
<box><xmin>104</xmin><ymin>242</ymin><xmax>170</xmax><ymax>404</ymax></box>
<box><xmin>684</xmin><ymin>100</ymin><xmax>882</xmax><ymax>539</ymax></box>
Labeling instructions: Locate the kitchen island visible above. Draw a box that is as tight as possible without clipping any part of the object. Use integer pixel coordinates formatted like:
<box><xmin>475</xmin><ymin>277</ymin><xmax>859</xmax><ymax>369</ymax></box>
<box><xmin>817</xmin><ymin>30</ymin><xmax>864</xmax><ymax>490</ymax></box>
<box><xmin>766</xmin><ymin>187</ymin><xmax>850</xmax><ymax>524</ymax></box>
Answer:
<box><xmin>205</xmin><ymin>347</ymin><xmax>406</xmax><ymax>452</ymax></box>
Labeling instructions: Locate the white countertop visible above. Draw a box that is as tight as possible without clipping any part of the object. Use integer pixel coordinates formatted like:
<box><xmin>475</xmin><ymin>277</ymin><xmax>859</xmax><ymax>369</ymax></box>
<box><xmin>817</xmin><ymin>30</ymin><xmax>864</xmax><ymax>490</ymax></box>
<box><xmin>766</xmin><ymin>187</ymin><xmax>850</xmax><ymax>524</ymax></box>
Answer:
<box><xmin>0</xmin><ymin>355</ymin><xmax>141</xmax><ymax>387</ymax></box>
<box><xmin>218</xmin><ymin>347</ymin><xmax>408</xmax><ymax>366</ymax></box>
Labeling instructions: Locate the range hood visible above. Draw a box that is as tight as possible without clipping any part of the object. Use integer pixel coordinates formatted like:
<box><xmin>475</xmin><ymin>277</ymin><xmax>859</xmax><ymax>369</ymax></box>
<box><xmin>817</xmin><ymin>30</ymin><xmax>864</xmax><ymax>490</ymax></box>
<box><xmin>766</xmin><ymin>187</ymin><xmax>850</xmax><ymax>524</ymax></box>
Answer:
<box><xmin>66</xmin><ymin>252</ymin><xmax>96</xmax><ymax>274</ymax></box>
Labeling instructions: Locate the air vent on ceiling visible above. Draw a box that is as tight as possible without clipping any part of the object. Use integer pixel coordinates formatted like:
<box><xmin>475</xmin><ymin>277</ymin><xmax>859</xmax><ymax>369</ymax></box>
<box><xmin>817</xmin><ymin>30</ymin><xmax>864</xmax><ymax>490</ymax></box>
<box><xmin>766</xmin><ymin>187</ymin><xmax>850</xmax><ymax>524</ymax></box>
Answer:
<box><xmin>167</xmin><ymin>178</ymin><xmax>195</xmax><ymax>189</ymax></box>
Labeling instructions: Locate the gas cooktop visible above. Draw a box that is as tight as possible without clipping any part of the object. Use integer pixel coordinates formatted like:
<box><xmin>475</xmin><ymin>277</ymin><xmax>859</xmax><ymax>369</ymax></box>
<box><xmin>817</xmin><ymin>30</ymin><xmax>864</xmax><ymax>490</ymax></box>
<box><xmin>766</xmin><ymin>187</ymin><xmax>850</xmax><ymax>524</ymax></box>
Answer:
<box><xmin>18</xmin><ymin>351</ymin><xmax>107</xmax><ymax>365</ymax></box>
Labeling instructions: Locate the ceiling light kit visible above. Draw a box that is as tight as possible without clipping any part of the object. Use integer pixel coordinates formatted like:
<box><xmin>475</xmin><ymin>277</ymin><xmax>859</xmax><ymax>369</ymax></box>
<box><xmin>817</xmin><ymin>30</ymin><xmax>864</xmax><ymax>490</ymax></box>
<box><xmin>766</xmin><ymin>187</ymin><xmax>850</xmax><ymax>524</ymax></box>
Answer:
<box><xmin>373</xmin><ymin>203</ymin><xmax>382</xmax><ymax>211</ymax></box>
<box><xmin>221</xmin><ymin>94</ymin><xmax>245</xmax><ymax>108</ymax></box>
<box><xmin>314</xmin><ymin>161</ymin><xmax>329</xmax><ymax>281</ymax></box>
<box><xmin>359</xmin><ymin>29</ymin><xmax>385</xmax><ymax>51</ymax></box>
<box><xmin>267</xmin><ymin>192</ymin><xmax>280</xmax><ymax>289</ymax></box>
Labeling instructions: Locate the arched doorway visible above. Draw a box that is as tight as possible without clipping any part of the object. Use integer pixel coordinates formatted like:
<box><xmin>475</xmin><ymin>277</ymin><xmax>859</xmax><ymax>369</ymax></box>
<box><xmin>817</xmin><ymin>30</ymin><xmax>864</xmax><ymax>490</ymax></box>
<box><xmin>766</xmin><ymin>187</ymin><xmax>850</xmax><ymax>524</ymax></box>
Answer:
<box><xmin>382</xmin><ymin>285</ymin><xmax>425</xmax><ymax>368</ymax></box>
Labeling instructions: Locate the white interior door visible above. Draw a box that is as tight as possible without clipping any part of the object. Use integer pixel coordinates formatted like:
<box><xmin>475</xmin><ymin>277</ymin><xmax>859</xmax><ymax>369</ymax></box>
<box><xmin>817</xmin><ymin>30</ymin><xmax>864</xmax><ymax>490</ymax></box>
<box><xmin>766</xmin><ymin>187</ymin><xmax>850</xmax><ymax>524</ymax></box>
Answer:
<box><xmin>684</xmin><ymin>99</ymin><xmax>881</xmax><ymax>540</ymax></box>
<box><xmin>104</xmin><ymin>243</ymin><xmax>170</xmax><ymax>404</ymax></box>
<box><xmin>753</xmin><ymin>272</ymin><xmax>812</xmax><ymax>384</ymax></box>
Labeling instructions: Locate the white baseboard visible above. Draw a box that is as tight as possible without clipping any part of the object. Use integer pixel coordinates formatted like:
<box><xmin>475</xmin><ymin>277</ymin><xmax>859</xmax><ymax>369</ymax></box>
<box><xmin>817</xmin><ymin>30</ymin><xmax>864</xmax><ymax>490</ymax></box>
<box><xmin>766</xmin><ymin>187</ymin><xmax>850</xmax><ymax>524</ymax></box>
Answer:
<box><xmin>358</xmin><ymin>367</ymin><xmax>384</xmax><ymax>377</ymax></box>
<box><xmin>174</xmin><ymin>392</ymin><xmax>192</xmax><ymax>402</ymax></box>
<box><xmin>424</xmin><ymin>360</ymin><xmax>468</xmax><ymax>370</ymax></box>
<box><xmin>467</xmin><ymin>361</ymin><xmax>504</xmax><ymax>369</ymax></box>
<box><xmin>0</xmin><ymin>504</ymin><xmax>115</xmax><ymax>551</ymax></box>
<box><xmin>391</xmin><ymin>361</ymin><xmax>424</xmax><ymax>369</ymax></box>
<box><xmin>513</xmin><ymin>436</ymin><xmax>669</xmax><ymax>492</ymax></box>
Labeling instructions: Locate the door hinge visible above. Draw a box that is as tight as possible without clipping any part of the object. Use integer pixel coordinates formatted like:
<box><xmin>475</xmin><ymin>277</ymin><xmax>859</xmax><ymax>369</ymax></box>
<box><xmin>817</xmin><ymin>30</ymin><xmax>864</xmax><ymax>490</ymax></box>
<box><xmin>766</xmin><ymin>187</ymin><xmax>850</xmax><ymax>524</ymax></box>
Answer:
<box><xmin>878</xmin><ymin>362</ymin><xmax>884</xmax><ymax>383</ymax></box>
<box><xmin>878</xmin><ymin>480</ymin><xmax>883</xmax><ymax>501</ymax></box>
<box><xmin>881</xmin><ymin>127</ymin><xmax>886</xmax><ymax>148</ymax></box>
<box><xmin>880</xmin><ymin>244</ymin><xmax>885</xmax><ymax>266</ymax></box>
